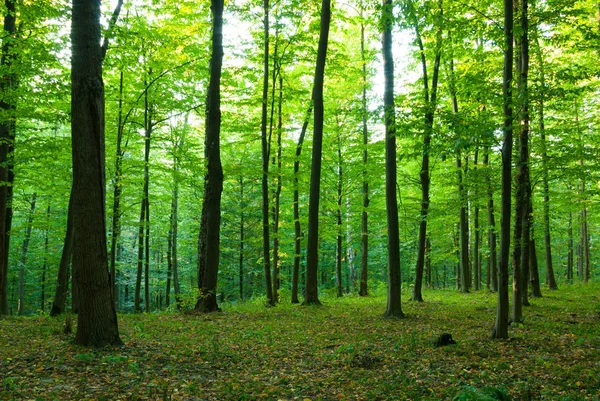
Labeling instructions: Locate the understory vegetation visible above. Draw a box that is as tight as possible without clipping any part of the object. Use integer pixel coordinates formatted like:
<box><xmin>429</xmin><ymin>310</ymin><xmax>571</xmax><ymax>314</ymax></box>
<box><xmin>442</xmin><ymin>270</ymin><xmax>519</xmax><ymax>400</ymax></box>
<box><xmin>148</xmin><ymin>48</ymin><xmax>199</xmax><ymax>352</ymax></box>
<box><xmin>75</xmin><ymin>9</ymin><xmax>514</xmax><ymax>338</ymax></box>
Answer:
<box><xmin>1</xmin><ymin>283</ymin><xmax>599</xmax><ymax>400</ymax></box>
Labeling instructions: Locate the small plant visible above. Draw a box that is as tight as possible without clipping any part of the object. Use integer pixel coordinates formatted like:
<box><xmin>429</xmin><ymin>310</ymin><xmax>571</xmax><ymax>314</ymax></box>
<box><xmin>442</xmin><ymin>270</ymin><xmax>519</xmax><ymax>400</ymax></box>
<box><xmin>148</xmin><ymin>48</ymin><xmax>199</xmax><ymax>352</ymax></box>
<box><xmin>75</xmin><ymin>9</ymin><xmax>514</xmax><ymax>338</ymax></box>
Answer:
<box><xmin>453</xmin><ymin>385</ymin><xmax>511</xmax><ymax>401</ymax></box>
<box><xmin>64</xmin><ymin>313</ymin><xmax>73</xmax><ymax>334</ymax></box>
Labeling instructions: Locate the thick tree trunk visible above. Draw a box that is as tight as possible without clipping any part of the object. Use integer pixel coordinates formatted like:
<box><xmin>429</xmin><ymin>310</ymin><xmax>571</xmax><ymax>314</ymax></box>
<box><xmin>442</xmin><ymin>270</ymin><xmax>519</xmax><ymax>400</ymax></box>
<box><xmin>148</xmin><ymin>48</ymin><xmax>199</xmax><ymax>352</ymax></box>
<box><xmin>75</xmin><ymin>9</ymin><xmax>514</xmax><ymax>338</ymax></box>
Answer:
<box><xmin>71</xmin><ymin>0</ymin><xmax>121</xmax><ymax>346</ymax></box>
<box><xmin>0</xmin><ymin>0</ymin><xmax>17</xmax><ymax>316</ymax></box>
<box><xmin>382</xmin><ymin>0</ymin><xmax>404</xmax><ymax>318</ymax></box>
<box><xmin>292</xmin><ymin>105</ymin><xmax>312</xmax><ymax>304</ymax></box>
<box><xmin>18</xmin><ymin>193</ymin><xmax>36</xmax><ymax>315</ymax></box>
<box><xmin>492</xmin><ymin>0</ymin><xmax>513</xmax><ymax>340</ymax></box>
<box><xmin>304</xmin><ymin>0</ymin><xmax>331</xmax><ymax>306</ymax></box>
<box><xmin>195</xmin><ymin>0</ymin><xmax>224</xmax><ymax>313</ymax></box>
<box><xmin>50</xmin><ymin>190</ymin><xmax>74</xmax><ymax>316</ymax></box>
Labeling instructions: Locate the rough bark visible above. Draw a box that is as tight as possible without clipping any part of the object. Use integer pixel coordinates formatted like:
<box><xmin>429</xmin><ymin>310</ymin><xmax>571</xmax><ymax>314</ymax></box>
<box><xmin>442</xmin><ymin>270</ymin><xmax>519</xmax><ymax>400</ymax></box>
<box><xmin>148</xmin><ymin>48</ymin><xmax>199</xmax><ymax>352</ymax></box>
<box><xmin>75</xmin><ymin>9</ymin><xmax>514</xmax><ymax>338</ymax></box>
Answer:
<box><xmin>492</xmin><ymin>0</ymin><xmax>513</xmax><ymax>340</ymax></box>
<box><xmin>0</xmin><ymin>0</ymin><xmax>17</xmax><ymax>316</ymax></box>
<box><xmin>195</xmin><ymin>0</ymin><xmax>224</xmax><ymax>313</ymax></box>
<box><xmin>304</xmin><ymin>0</ymin><xmax>331</xmax><ymax>306</ymax></box>
<box><xmin>382</xmin><ymin>0</ymin><xmax>404</xmax><ymax>318</ymax></box>
<box><xmin>71</xmin><ymin>0</ymin><xmax>121</xmax><ymax>346</ymax></box>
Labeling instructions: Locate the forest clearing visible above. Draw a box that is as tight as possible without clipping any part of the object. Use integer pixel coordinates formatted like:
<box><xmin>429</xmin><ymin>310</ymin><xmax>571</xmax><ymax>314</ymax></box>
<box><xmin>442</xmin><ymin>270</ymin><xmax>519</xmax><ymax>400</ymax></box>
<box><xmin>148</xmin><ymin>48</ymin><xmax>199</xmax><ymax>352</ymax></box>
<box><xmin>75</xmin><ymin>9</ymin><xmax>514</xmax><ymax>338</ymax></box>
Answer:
<box><xmin>1</xmin><ymin>284</ymin><xmax>599</xmax><ymax>401</ymax></box>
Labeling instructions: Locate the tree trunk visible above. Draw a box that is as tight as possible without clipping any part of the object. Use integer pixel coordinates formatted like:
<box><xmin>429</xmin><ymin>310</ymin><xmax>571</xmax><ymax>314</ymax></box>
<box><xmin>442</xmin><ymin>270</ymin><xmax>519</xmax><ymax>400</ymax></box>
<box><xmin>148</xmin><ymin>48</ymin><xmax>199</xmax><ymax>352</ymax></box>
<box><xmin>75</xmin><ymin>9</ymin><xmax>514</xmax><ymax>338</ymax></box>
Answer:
<box><xmin>473</xmin><ymin>149</ymin><xmax>481</xmax><ymax>291</ymax></box>
<box><xmin>71</xmin><ymin>0</ymin><xmax>121</xmax><ymax>346</ymax></box>
<box><xmin>0</xmin><ymin>0</ymin><xmax>17</xmax><ymax>316</ymax></box>
<box><xmin>195</xmin><ymin>0</ymin><xmax>224</xmax><ymax>313</ymax></box>
<box><xmin>18</xmin><ymin>193</ymin><xmax>36</xmax><ymax>315</ymax></box>
<box><xmin>483</xmin><ymin>147</ymin><xmax>498</xmax><ymax>292</ymax></box>
<box><xmin>272</xmin><ymin>74</ymin><xmax>283</xmax><ymax>303</ymax></box>
<box><xmin>359</xmin><ymin>11</ymin><xmax>369</xmax><ymax>297</ymax></box>
<box><xmin>109</xmin><ymin>70</ymin><xmax>125</xmax><ymax>307</ymax></box>
<box><xmin>50</xmin><ymin>189</ymin><xmax>74</xmax><ymax>316</ymax></box>
<box><xmin>492</xmin><ymin>0</ymin><xmax>513</xmax><ymax>340</ymax></box>
<box><xmin>260</xmin><ymin>0</ymin><xmax>274</xmax><ymax>307</ymax></box>
<box><xmin>336</xmin><ymin>131</ymin><xmax>343</xmax><ymax>298</ymax></box>
<box><xmin>457</xmin><ymin>154</ymin><xmax>470</xmax><ymax>293</ymax></box>
<box><xmin>412</xmin><ymin>2</ymin><xmax>442</xmax><ymax>302</ymax></box>
<box><xmin>292</xmin><ymin>105</ymin><xmax>312</xmax><ymax>304</ymax></box>
<box><xmin>567</xmin><ymin>211</ymin><xmax>573</xmax><ymax>282</ymax></box>
<box><xmin>40</xmin><ymin>204</ymin><xmax>50</xmax><ymax>312</ymax></box>
<box><xmin>304</xmin><ymin>0</ymin><xmax>331</xmax><ymax>306</ymax></box>
<box><xmin>382</xmin><ymin>0</ymin><xmax>404</xmax><ymax>318</ymax></box>
<box><xmin>239</xmin><ymin>176</ymin><xmax>244</xmax><ymax>300</ymax></box>
<box><xmin>134</xmin><ymin>198</ymin><xmax>146</xmax><ymax>313</ymax></box>
<box><xmin>529</xmin><ymin>236</ymin><xmax>542</xmax><ymax>298</ymax></box>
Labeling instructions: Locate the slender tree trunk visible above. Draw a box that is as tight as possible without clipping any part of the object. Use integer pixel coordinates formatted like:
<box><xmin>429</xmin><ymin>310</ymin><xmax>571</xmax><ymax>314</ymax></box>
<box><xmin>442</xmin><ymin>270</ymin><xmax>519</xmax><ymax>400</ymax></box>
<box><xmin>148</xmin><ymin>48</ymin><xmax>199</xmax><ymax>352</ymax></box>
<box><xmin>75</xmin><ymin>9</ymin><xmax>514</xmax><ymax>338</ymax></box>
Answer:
<box><xmin>492</xmin><ymin>0</ymin><xmax>513</xmax><ymax>340</ymax></box>
<box><xmin>0</xmin><ymin>0</ymin><xmax>17</xmax><ymax>316</ymax></box>
<box><xmin>109</xmin><ymin>70</ymin><xmax>125</xmax><ymax>306</ymax></box>
<box><xmin>292</xmin><ymin>105</ymin><xmax>312</xmax><ymax>304</ymax></box>
<box><xmin>272</xmin><ymin>74</ymin><xmax>283</xmax><ymax>303</ymax></box>
<box><xmin>359</xmin><ymin>12</ymin><xmax>370</xmax><ymax>297</ymax></box>
<box><xmin>50</xmin><ymin>190</ymin><xmax>74</xmax><ymax>316</ymax></box>
<box><xmin>17</xmin><ymin>193</ymin><xmax>36</xmax><ymax>315</ymax></box>
<box><xmin>260</xmin><ymin>0</ymin><xmax>274</xmax><ymax>307</ymax></box>
<box><xmin>71</xmin><ymin>0</ymin><xmax>121</xmax><ymax>346</ymax></box>
<box><xmin>483</xmin><ymin>147</ymin><xmax>498</xmax><ymax>292</ymax></box>
<box><xmin>382</xmin><ymin>0</ymin><xmax>404</xmax><ymax>318</ymax></box>
<box><xmin>567</xmin><ymin>211</ymin><xmax>573</xmax><ymax>282</ymax></box>
<box><xmin>40</xmin><ymin>204</ymin><xmax>50</xmax><ymax>312</ymax></box>
<box><xmin>304</xmin><ymin>0</ymin><xmax>331</xmax><ymax>306</ymax></box>
<box><xmin>166</xmin><ymin>209</ymin><xmax>173</xmax><ymax>309</ymax></box>
<box><xmin>195</xmin><ymin>0</ymin><xmax>224</xmax><ymax>313</ymax></box>
<box><xmin>529</xmin><ymin>236</ymin><xmax>542</xmax><ymax>298</ymax></box>
<box><xmin>336</xmin><ymin>131</ymin><xmax>343</xmax><ymax>298</ymax></box>
<box><xmin>412</xmin><ymin>2</ymin><xmax>442</xmax><ymax>302</ymax></box>
<box><xmin>239</xmin><ymin>176</ymin><xmax>244</xmax><ymax>300</ymax></box>
<box><xmin>473</xmin><ymin>149</ymin><xmax>481</xmax><ymax>291</ymax></box>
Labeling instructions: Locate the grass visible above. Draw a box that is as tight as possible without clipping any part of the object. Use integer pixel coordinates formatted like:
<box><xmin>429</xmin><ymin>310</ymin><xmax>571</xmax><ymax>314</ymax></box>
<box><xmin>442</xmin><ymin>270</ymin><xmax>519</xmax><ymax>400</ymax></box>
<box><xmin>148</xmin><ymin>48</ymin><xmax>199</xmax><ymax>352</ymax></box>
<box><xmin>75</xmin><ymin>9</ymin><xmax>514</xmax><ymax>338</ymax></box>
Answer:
<box><xmin>1</xmin><ymin>283</ymin><xmax>599</xmax><ymax>400</ymax></box>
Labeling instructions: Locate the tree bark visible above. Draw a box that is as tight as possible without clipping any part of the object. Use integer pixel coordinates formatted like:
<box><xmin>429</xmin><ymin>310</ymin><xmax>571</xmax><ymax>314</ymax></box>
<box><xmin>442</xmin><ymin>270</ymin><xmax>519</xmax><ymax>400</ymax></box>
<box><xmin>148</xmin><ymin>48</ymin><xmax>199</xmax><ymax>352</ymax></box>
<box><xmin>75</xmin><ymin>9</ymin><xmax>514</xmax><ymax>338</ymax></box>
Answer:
<box><xmin>567</xmin><ymin>211</ymin><xmax>573</xmax><ymax>282</ymax></box>
<box><xmin>473</xmin><ymin>149</ymin><xmax>481</xmax><ymax>291</ymax></box>
<box><xmin>239</xmin><ymin>176</ymin><xmax>244</xmax><ymax>300</ymax></box>
<box><xmin>40</xmin><ymin>204</ymin><xmax>51</xmax><ymax>312</ymax></box>
<box><xmin>71</xmin><ymin>0</ymin><xmax>121</xmax><ymax>346</ymax></box>
<box><xmin>0</xmin><ymin>0</ymin><xmax>17</xmax><ymax>316</ymax></box>
<box><xmin>272</xmin><ymin>74</ymin><xmax>283</xmax><ymax>303</ymax></box>
<box><xmin>492</xmin><ymin>0</ymin><xmax>513</xmax><ymax>340</ymax></box>
<box><xmin>195</xmin><ymin>0</ymin><xmax>224</xmax><ymax>313</ymax></box>
<box><xmin>382</xmin><ymin>0</ymin><xmax>404</xmax><ymax>318</ymax></box>
<box><xmin>359</xmin><ymin>11</ymin><xmax>369</xmax><ymax>297</ymax></box>
<box><xmin>17</xmin><ymin>193</ymin><xmax>36</xmax><ymax>315</ymax></box>
<box><xmin>457</xmin><ymin>154</ymin><xmax>470</xmax><ymax>293</ymax></box>
<box><xmin>336</xmin><ymin>131</ymin><xmax>343</xmax><ymax>298</ymax></box>
<box><xmin>483</xmin><ymin>147</ymin><xmax>498</xmax><ymax>292</ymax></box>
<box><xmin>304</xmin><ymin>0</ymin><xmax>331</xmax><ymax>306</ymax></box>
<box><xmin>50</xmin><ymin>189</ymin><xmax>74</xmax><ymax>316</ymax></box>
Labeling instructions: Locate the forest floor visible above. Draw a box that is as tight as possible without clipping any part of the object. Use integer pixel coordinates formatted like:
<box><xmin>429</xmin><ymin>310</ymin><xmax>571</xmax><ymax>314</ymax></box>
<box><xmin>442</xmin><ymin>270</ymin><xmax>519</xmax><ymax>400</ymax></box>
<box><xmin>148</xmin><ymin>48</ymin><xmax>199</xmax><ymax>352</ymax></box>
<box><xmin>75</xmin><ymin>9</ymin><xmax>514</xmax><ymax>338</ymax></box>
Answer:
<box><xmin>1</xmin><ymin>283</ymin><xmax>599</xmax><ymax>401</ymax></box>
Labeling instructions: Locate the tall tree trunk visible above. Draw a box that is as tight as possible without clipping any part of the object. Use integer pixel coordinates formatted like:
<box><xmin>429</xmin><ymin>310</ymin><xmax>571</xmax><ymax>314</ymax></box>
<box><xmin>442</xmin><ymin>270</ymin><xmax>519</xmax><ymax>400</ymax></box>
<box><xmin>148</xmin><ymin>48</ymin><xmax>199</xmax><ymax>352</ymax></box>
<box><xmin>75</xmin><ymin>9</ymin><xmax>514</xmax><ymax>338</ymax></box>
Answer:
<box><xmin>239</xmin><ymin>176</ymin><xmax>244</xmax><ymax>300</ymax></box>
<box><xmin>50</xmin><ymin>189</ymin><xmax>74</xmax><ymax>316</ymax></box>
<box><xmin>71</xmin><ymin>0</ymin><xmax>121</xmax><ymax>346</ymax></box>
<box><xmin>529</xmin><ymin>235</ymin><xmax>542</xmax><ymax>298</ymax></box>
<box><xmin>492</xmin><ymin>0</ymin><xmax>513</xmax><ymax>340</ymax></box>
<box><xmin>166</xmin><ymin>208</ymin><xmax>173</xmax><ymax>309</ymax></box>
<box><xmin>272</xmin><ymin>74</ymin><xmax>283</xmax><ymax>303</ymax></box>
<box><xmin>412</xmin><ymin>1</ymin><xmax>442</xmax><ymax>302</ymax></box>
<box><xmin>292</xmin><ymin>105</ymin><xmax>312</xmax><ymax>304</ymax></box>
<box><xmin>109</xmin><ymin>70</ymin><xmax>125</xmax><ymax>306</ymax></box>
<box><xmin>304</xmin><ymin>0</ymin><xmax>331</xmax><ymax>306</ymax></box>
<box><xmin>18</xmin><ymin>193</ymin><xmax>36</xmax><ymax>315</ymax></box>
<box><xmin>473</xmin><ymin>149</ymin><xmax>481</xmax><ymax>291</ymax></box>
<box><xmin>40</xmin><ymin>204</ymin><xmax>50</xmax><ymax>312</ymax></box>
<box><xmin>134</xmin><ymin>197</ymin><xmax>146</xmax><ymax>313</ymax></box>
<box><xmin>483</xmin><ymin>147</ymin><xmax>498</xmax><ymax>292</ymax></box>
<box><xmin>382</xmin><ymin>0</ymin><xmax>404</xmax><ymax>318</ymax></box>
<box><xmin>359</xmin><ymin>11</ymin><xmax>370</xmax><ymax>297</ymax></box>
<box><xmin>457</xmin><ymin>154</ymin><xmax>470</xmax><ymax>293</ymax></box>
<box><xmin>0</xmin><ymin>0</ymin><xmax>17</xmax><ymax>316</ymax></box>
<box><xmin>567</xmin><ymin>211</ymin><xmax>573</xmax><ymax>282</ymax></box>
<box><xmin>195</xmin><ymin>0</ymin><xmax>224</xmax><ymax>313</ymax></box>
<box><xmin>260</xmin><ymin>0</ymin><xmax>274</xmax><ymax>307</ymax></box>
<box><xmin>336</xmin><ymin>131</ymin><xmax>343</xmax><ymax>298</ymax></box>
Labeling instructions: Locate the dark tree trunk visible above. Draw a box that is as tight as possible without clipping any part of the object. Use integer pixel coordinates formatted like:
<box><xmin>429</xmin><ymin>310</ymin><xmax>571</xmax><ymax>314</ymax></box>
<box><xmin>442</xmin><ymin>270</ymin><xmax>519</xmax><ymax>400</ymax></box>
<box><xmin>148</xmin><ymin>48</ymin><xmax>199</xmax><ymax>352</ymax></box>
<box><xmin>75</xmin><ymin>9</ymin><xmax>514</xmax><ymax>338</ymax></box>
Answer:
<box><xmin>40</xmin><ymin>204</ymin><xmax>50</xmax><ymax>312</ymax></box>
<box><xmin>483</xmin><ymin>148</ymin><xmax>498</xmax><ymax>292</ymax></box>
<box><xmin>412</xmin><ymin>4</ymin><xmax>442</xmax><ymax>302</ymax></box>
<box><xmin>359</xmin><ymin>12</ymin><xmax>369</xmax><ymax>297</ymax></box>
<box><xmin>0</xmin><ymin>0</ymin><xmax>17</xmax><ymax>316</ymax></box>
<box><xmin>18</xmin><ymin>193</ymin><xmax>36</xmax><ymax>315</ymax></box>
<box><xmin>304</xmin><ymin>0</ymin><xmax>331</xmax><ymax>306</ymax></box>
<box><xmin>134</xmin><ymin>198</ymin><xmax>146</xmax><ymax>313</ymax></box>
<box><xmin>239</xmin><ymin>176</ymin><xmax>244</xmax><ymax>300</ymax></box>
<box><xmin>195</xmin><ymin>0</ymin><xmax>224</xmax><ymax>313</ymax></box>
<box><xmin>493</xmin><ymin>0</ymin><xmax>513</xmax><ymax>340</ymax></box>
<box><xmin>51</xmin><ymin>189</ymin><xmax>74</xmax><ymax>316</ymax></box>
<box><xmin>529</xmin><ymin>236</ymin><xmax>542</xmax><ymax>298</ymax></box>
<box><xmin>261</xmin><ymin>0</ymin><xmax>274</xmax><ymax>307</ymax></box>
<box><xmin>567</xmin><ymin>211</ymin><xmax>574</xmax><ymax>282</ymax></box>
<box><xmin>473</xmin><ymin>148</ymin><xmax>481</xmax><ymax>291</ymax></box>
<box><xmin>272</xmin><ymin>74</ymin><xmax>283</xmax><ymax>303</ymax></box>
<box><xmin>382</xmin><ymin>0</ymin><xmax>404</xmax><ymax>318</ymax></box>
<box><xmin>457</xmin><ymin>155</ymin><xmax>470</xmax><ymax>293</ymax></box>
<box><xmin>292</xmin><ymin>105</ymin><xmax>312</xmax><ymax>304</ymax></box>
<box><xmin>336</xmin><ymin>131</ymin><xmax>343</xmax><ymax>298</ymax></box>
<box><xmin>71</xmin><ymin>0</ymin><xmax>121</xmax><ymax>346</ymax></box>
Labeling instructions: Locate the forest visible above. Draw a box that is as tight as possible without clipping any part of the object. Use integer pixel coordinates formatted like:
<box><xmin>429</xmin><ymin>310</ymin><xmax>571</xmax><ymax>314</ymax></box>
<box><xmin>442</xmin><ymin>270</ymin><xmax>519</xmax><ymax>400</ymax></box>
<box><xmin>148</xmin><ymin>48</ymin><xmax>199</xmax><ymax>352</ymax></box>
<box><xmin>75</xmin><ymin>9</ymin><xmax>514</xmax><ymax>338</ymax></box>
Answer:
<box><xmin>1</xmin><ymin>0</ymin><xmax>600</xmax><ymax>398</ymax></box>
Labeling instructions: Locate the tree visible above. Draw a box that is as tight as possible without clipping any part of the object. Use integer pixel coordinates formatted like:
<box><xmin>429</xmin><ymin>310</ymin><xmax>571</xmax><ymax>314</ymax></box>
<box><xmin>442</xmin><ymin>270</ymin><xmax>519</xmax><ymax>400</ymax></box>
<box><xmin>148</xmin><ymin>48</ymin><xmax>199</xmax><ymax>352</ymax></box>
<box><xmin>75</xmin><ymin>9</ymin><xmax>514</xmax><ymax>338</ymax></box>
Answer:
<box><xmin>195</xmin><ymin>0</ymin><xmax>224</xmax><ymax>313</ymax></box>
<box><xmin>304</xmin><ymin>0</ymin><xmax>331</xmax><ymax>306</ymax></box>
<box><xmin>382</xmin><ymin>0</ymin><xmax>404</xmax><ymax>318</ymax></box>
<box><xmin>492</xmin><ymin>0</ymin><xmax>513</xmax><ymax>340</ymax></box>
<box><xmin>71</xmin><ymin>0</ymin><xmax>121</xmax><ymax>346</ymax></box>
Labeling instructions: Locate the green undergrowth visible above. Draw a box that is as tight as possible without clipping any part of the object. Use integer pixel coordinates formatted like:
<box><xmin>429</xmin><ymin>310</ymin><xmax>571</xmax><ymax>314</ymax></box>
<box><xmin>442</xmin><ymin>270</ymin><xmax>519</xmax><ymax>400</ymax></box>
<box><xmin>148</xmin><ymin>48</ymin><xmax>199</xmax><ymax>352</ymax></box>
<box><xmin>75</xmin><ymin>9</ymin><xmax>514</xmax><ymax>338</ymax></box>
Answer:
<box><xmin>1</xmin><ymin>283</ymin><xmax>599</xmax><ymax>400</ymax></box>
